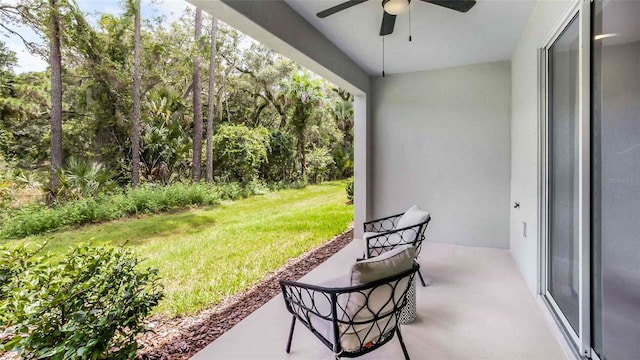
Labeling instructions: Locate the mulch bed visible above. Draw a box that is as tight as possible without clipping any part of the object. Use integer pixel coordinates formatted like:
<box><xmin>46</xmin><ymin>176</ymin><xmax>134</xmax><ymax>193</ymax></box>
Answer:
<box><xmin>137</xmin><ymin>226</ymin><xmax>355</xmax><ymax>360</ymax></box>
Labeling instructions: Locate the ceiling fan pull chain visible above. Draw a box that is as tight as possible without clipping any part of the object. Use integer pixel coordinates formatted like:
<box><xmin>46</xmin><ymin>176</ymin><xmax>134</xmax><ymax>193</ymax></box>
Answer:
<box><xmin>382</xmin><ymin>36</ymin><xmax>386</xmax><ymax>77</ymax></box>
<box><xmin>409</xmin><ymin>3</ymin><xmax>412</xmax><ymax>42</ymax></box>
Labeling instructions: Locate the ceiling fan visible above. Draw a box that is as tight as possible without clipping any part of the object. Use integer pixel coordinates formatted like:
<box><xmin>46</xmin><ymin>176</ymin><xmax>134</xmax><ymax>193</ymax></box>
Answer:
<box><xmin>316</xmin><ymin>0</ymin><xmax>476</xmax><ymax>36</ymax></box>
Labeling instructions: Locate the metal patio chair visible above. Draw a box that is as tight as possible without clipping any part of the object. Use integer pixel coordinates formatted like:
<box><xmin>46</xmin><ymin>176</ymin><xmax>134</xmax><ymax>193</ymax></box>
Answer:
<box><xmin>280</xmin><ymin>247</ymin><xmax>419</xmax><ymax>360</ymax></box>
<box><xmin>363</xmin><ymin>206</ymin><xmax>431</xmax><ymax>286</ymax></box>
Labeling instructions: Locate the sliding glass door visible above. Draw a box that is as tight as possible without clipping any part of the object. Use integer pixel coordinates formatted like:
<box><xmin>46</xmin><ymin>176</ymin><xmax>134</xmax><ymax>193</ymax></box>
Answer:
<box><xmin>540</xmin><ymin>1</ymin><xmax>591</xmax><ymax>354</ymax></box>
<box><xmin>548</xmin><ymin>14</ymin><xmax>581</xmax><ymax>334</ymax></box>
<box><xmin>592</xmin><ymin>1</ymin><xmax>640</xmax><ymax>359</ymax></box>
<box><xmin>542</xmin><ymin>1</ymin><xmax>640</xmax><ymax>358</ymax></box>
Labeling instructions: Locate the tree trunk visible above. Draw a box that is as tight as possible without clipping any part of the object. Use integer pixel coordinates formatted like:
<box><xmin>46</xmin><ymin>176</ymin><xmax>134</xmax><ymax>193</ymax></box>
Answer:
<box><xmin>299</xmin><ymin>130</ymin><xmax>306</xmax><ymax>178</ymax></box>
<box><xmin>47</xmin><ymin>0</ymin><xmax>63</xmax><ymax>204</ymax></box>
<box><xmin>131</xmin><ymin>0</ymin><xmax>141</xmax><ymax>187</ymax></box>
<box><xmin>191</xmin><ymin>8</ymin><xmax>203</xmax><ymax>182</ymax></box>
<box><xmin>205</xmin><ymin>17</ymin><xmax>217</xmax><ymax>183</ymax></box>
<box><xmin>224</xmin><ymin>81</ymin><xmax>230</xmax><ymax>123</ymax></box>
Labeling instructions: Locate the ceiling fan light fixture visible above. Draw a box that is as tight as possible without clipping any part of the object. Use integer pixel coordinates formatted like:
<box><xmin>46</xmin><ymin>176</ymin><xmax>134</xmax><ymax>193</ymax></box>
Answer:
<box><xmin>383</xmin><ymin>0</ymin><xmax>409</xmax><ymax>15</ymax></box>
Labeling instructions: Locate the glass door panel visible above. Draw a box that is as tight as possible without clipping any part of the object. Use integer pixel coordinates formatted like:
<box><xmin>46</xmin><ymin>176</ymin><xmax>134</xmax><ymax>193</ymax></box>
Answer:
<box><xmin>592</xmin><ymin>1</ymin><xmax>640</xmax><ymax>358</ymax></box>
<box><xmin>548</xmin><ymin>15</ymin><xmax>581</xmax><ymax>333</ymax></box>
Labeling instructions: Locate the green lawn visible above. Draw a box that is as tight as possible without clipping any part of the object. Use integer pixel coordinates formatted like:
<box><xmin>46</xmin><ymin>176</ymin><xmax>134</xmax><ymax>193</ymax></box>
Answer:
<box><xmin>2</xmin><ymin>181</ymin><xmax>353</xmax><ymax>317</ymax></box>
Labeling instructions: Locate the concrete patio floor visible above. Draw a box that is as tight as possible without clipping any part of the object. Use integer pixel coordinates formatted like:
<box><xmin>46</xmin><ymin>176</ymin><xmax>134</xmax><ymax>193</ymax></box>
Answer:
<box><xmin>193</xmin><ymin>239</ymin><xmax>568</xmax><ymax>360</ymax></box>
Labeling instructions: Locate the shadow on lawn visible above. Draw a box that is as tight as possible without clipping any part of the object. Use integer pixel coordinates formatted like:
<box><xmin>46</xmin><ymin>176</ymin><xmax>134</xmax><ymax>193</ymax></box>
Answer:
<box><xmin>39</xmin><ymin>210</ymin><xmax>219</xmax><ymax>254</ymax></box>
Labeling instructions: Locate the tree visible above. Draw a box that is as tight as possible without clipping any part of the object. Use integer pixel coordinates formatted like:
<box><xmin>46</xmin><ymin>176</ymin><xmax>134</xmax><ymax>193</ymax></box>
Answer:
<box><xmin>0</xmin><ymin>41</ymin><xmax>17</xmax><ymax>71</ymax></box>
<box><xmin>286</xmin><ymin>71</ymin><xmax>323</xmax><ymax>178</ymax></box>
<box><xmin>191</xmin><ymin>8</ymin><xmax>203</xmax><ymax>182</ymax></box>
<box><xmin>0</xmin><ymin>2</ymin><xmax>354</xmax><ymax>193</ymax></box>
<box><xmin>205</xmin><ymin>17</ymin><xmax>217</xmax><ymax>183</ymax></box>
<box><xmin>48</xmin><ymin>0</ymin><xmax>63</xmax><ymax>203</ymax></box>
<box><xmin>131</xmin><ymin>0</ymin><xmax>141</xmax><ymax>187</ymax></box>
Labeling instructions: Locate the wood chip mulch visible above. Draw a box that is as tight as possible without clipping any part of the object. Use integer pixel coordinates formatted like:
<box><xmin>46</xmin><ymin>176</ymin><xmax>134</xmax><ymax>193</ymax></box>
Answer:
<box><xmin>136</xmin><ymin>226</ymin><xmax>355</xmax><ymax>360</ymax></box>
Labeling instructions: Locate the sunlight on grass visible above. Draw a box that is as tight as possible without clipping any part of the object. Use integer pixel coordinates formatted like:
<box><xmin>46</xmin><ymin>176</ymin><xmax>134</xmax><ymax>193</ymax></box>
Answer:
<box><xmin>1</xmin><ymin>181</ymin><xmax>353</xmax><ymax>317</ymax></box>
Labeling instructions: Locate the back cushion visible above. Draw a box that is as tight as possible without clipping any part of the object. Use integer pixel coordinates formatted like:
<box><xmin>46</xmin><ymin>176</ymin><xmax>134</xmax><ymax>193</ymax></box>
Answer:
<box><xmin>350</xmin><ymin>245</ymin><xmax>415</xmax><ymax>285</ymax></box>
<box><xmin>396</xmin><ymin>205</ymin><xmax>430</xmax><ymax>229</ymax></box>
<box><xmin>337</xmin><ymin>245</ymin><xmax>415</xmax><ymax>351</ymax></box>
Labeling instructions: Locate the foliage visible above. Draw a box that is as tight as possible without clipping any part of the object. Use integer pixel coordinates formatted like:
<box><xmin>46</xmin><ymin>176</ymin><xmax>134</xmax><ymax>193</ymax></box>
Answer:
<box><xmin>285</xmin><ymin>71</ymin><xmax>325</xmax><ymax>177</ymax></box>
<box><xmin>5</xmin><ymin>181</ymin><xmax>353</xmax><ymax>316</ymax></box>
<box><xmin>0</xmin><ymin>180</ymin><xmax>11</xmax><ymax>208</ymax></box>
<box><xmin>0</xmin><ymin>183</ymin><xmax>223</xmax><ymax>239</ymax></box>
<box><xmin>346</xmin><ymin>178</ymin><xmax>354</xmax><ymax>202</ymax></box>
<box><xmin>0</xmin><ymin>41</ymin><xmax>17</xmax><ymax>72</ymax></box>
<box><xmin>305</xmin><ymin>146</ymin><xmax>334</xmax><ymax>184</ymax></box>
<box><xmin>0</xmin><ymin>164</ymin><xmax>13</xmax><ymax>208</ymax></box>
<box><xmin>0</xmin><ymin>71</ymin><xmax>50</xmax><ymax>167</ymax></box>
<box><xmin>0</xmin><ymin>2</ymin><xmax>354</xmax><ymax>202</ymax></box>
<box><xmin>261</xmin><ymin>130</ymin><xmax>296</xmax><ymax>182</ymax></box>
<box><xmin>140</xmin><ymin>94</ymin><xmax>191</xmax><ymax>184</ymax></box>
<box><xmin>0</xmin><ymin>242</ymin><xmax>46</xmax><ymax>304</ymax></box>
<box><xmin>0</xmin><ymin>243</ymin><xmax>163</xmax><ymax>359</ymax></box>
<box><xmin>50</xmin><ymin>157</ymin><xmax>117</xmax><ymax>201</ymax></box>
<box><xmin>213</xmin><ymin>124</ymin><xmax>270</xmax><ymax>183</ymax></box>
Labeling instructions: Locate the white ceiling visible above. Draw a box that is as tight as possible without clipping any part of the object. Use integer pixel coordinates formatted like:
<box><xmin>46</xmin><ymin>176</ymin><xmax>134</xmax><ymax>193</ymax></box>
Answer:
<box><xmin>284</xmin><ymin>0</ymin><xmax>536</xmax><ymax>76</ymax></box>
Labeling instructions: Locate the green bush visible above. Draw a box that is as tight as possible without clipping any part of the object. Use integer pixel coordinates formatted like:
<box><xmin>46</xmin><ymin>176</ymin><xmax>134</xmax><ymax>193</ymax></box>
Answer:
<box><xmin>306</xmin><ymin>147</ymin><xmax>334</xmax><ymax>184</ymax></box>
<box><xmin>213</xmin><ymin>124</ymin><xmax>270</xmax><ymax>183</ymax></box>
<box><xmin>261</xmin><ymin>131</ymin><xmax>297</xmax><ymax>183</ymax></box>
<box><xmin>0</xmin><ymin>243</ymin><xmax>163</xmax><ymax>359</ymax></box>
<box><xmin>346</xmin><ymin>178</ymin><xmax>354</xmax><ymax>202</ymax></box>
<box><xmin>0</xmin><ymin>183</ymin><xmax>221</xmax><ymax>239</ymax></box>
<box><xmin>49</xmin><ymin>157</ymin><xmax>117</xmax><ymax>201</ymax></box>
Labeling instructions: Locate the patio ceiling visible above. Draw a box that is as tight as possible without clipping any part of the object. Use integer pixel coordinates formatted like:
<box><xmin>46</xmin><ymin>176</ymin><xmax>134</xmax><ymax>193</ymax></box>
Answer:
<box><xmin>284</xmin><ymin>0</ymin><xmax>536</xmax><ymax>75</ymax></box>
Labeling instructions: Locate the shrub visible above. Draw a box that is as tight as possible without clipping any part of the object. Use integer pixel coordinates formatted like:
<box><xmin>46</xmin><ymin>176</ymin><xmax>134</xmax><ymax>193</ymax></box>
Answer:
<box><xmin>0</xmin><ymin>179</ymin><xmax>12</xmax><ymax>209</ymax></box>
<box><xmin>306</xmin><ymin>147</ymin><xmax>334</xmax><ymax>184</ymax></box>
<box><xmin>0</xmin><ymin>243</ymin><xmax>47</xmax><ymax>306</ymax></box>
<box><xmin>0</xmin><ymin>182</ymin><xmax>280</xmax><ymax>239</ymax></box>
<box><xmin>0</xmin><ymin>183</ymin><xmax>221</xmax><ymax>239</ymax></box>
<box><xmin>213</xmin><ymin>125</ymin><xmax>270</xmax><ymax>183</ymax></box>
<box><xmin>0</xmin><ymin>244</ymin><xmax>163</xmax><ymax>359</ymax></box>
<box><xmin>346</xmin><ymin>178</ymin><xmax>354</xmax><ymax>202</ymax></box>
<box><xmin>261</xmin><ymin>131</ymin><xmax>296</xmax><ymax>183</ymax></box>
<box><xmin>48</xmin><ymin>157</ymin><xmax>117</xmax><ymax>201</ymax></box>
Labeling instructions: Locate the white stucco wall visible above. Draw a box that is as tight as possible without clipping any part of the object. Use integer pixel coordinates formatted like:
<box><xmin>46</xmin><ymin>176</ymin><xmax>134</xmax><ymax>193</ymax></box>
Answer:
<box><xmin>370</xmin><ymin>61</ymin><xmax>512</xmax><ymax>249</ymax></box>
<box><xmin>510</xmin><ymin>0</ymin><xmax>575</xmax><ymax>294</ymax></box>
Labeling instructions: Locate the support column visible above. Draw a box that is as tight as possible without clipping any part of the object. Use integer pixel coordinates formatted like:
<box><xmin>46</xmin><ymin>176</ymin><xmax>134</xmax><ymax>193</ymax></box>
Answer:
<box><xmin>354</xmin><ymin>94</ymin><xmax>368</xmax><ymax>238</ymax></box>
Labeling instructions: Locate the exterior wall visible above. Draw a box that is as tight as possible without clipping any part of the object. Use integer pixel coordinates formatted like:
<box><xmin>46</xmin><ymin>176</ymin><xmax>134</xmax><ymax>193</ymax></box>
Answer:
<box><xmin>371</xmin><ymin>61</ymin><xmax>512</xmax><ymax>249</ymax></box>
<box><xmin>510</xmin><ymin>0</ymin><xmax>575</xmax><ymax>293</ymax></box>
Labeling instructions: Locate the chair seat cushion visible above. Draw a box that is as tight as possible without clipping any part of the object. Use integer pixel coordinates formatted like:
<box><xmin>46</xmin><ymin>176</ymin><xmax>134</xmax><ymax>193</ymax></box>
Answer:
<box><xmin>396</xmin><ymin>205</ymin><xmax>430</xmax><ymax>229</ymax></box>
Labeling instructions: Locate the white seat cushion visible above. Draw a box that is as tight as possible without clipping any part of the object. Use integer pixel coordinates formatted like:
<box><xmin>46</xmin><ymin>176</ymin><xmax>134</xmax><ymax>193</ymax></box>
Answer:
<box><xmin>396</xmin><ymin>205</ymin><xmax>430</xmax><ymax>229</ymax></box>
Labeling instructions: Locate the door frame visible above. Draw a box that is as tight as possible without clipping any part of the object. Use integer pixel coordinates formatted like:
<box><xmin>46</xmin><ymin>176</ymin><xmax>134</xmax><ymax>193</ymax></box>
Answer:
<box><xmin>538</xmin><ymin>0</ymin><xmax>591</xmax><ymax>357</ymax></box>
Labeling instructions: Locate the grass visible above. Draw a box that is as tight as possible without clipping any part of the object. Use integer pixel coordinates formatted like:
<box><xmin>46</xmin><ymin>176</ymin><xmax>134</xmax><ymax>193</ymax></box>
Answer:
<box><xmin>0</xmin><ymin>181</ymin><xmax>353</xmax><ymax>317</ymax></box>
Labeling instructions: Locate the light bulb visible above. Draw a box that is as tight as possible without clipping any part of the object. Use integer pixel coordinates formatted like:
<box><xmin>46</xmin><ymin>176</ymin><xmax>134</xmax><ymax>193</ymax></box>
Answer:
<box><xmin>383</xmin><ymin>0</ymin><xmax>409</xmax><ymax>15</ymax></box>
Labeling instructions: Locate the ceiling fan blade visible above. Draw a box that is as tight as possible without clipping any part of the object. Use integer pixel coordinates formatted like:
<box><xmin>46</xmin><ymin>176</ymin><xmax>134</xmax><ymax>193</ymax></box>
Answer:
<box><xmin>420</xmin><ymin>0</ymin><xmax>476</xmax><ymax>13</ymax></box>
<box><xmin>380</xmin><ymin>11</ymin><xmax>397</xmax><ymax>36</ymax></box>
<box><xmin>317</xmin><ymin>0</ymin><xmax>369</xmax><ymax>18</ymax></box>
